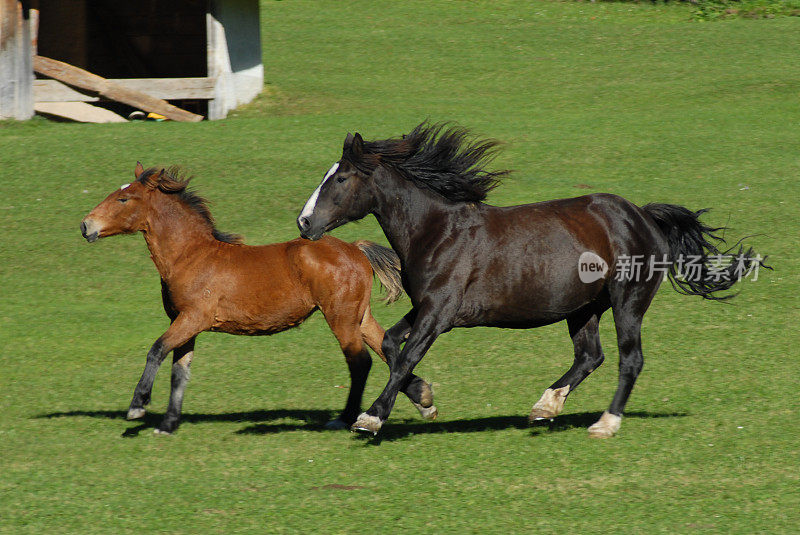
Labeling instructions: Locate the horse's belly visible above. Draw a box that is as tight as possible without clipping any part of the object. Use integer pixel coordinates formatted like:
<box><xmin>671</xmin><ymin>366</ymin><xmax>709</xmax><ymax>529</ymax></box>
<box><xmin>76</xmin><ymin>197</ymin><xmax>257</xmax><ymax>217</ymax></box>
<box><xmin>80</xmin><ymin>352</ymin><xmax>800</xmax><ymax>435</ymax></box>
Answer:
<box><xmin>454</xmin><ymin>275</ymin><xmax>602</xmax><ymax>328</ymax></box>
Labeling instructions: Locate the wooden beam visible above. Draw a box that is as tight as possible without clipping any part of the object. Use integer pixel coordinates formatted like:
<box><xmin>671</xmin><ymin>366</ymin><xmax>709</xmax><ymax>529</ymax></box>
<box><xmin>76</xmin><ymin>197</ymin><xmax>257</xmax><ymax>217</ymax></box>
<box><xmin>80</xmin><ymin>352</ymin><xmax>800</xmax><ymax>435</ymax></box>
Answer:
<box><xmin>35</xmin><ymin>77</ymin><xmax>217</xmax><ymax>103</ymax></box>
<box><xmin>33</xmin><ymin>55</ymin><xmax>203</xmax><ymax>122</ymax></box>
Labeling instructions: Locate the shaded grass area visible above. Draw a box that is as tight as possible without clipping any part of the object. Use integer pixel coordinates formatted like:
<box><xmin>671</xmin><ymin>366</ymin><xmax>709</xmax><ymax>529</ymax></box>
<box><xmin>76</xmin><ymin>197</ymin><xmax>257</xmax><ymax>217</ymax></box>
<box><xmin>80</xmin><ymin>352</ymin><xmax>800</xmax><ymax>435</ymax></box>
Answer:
<box><xmin>1</xmin><ymin>1</ymin><xmax>798</xmax><ymax>533</ymax></box>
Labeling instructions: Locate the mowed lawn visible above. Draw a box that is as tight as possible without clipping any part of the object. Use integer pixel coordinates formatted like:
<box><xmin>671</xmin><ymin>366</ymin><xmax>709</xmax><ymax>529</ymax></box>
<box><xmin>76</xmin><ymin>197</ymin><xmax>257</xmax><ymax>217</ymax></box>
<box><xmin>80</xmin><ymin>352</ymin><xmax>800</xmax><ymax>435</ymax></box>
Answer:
<box><xmin>1</xmin><ymin>1</ymin><xmax>798</xmax><ymax>533</ymax></box>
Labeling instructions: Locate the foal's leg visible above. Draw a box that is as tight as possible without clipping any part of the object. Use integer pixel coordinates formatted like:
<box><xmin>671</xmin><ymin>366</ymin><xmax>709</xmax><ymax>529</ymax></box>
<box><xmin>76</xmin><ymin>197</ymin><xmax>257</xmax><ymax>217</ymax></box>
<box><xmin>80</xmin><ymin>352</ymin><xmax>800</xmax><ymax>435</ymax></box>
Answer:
<box><xmin>588</xmin><ymin>283</ymin><xmax>658</xmax><ymax>438</ymax></box>
<box><xmin>153</xmin><ymin>336</ymin><xmax>196</xmax><ymax>435</ymax></box>
<box><xmin>362</xmin><ymin>308</ymin><xmax>437</xmax><ymax>420</ymax></box>
<box><xmin>529</xmin><ymin>308</ymin><xmax>605</xmax><ymax>422</ymax></box>
<box><xmin>323</xmin><ymin>317</ymin><xmax>374</xmax><ymax>430</ymax></box>
<box><xmin>126</xmin><ymin>314</ymin><xmax>204</xmax><ymax>423</ymax></box>
<box><xmin>353</xmin><ymin>305</ymin><xmax>450</xmax><ymax>434</ymax></box>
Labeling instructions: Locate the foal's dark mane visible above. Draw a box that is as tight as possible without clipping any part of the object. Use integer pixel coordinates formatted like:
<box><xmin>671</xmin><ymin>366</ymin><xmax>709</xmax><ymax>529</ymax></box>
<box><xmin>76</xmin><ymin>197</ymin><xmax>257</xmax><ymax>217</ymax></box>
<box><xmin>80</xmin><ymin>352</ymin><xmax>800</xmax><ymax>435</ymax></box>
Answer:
<box><xmin>138</xmin><ymin>166</ymin><xmax>243</xmax><ymax>244</ymax></box>
<box><xmin>350</xmin><ymin>122</ymin><xmax>509</xmax><ymax>203</ymax></box>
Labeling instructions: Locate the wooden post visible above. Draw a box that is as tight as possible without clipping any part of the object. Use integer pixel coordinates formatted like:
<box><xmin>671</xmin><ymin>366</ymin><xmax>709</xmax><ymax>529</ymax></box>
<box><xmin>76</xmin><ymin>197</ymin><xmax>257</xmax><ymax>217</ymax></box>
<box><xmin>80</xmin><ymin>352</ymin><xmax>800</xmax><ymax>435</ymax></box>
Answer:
<box><xmin>206</xmin><ymin>5</ymin><xmax>233</xmax><ymax>121</ymax></box>
<box><xmin>0</xmin><ymin>0</ymin><xmax>33</xmax><ymax>120</ymax></box>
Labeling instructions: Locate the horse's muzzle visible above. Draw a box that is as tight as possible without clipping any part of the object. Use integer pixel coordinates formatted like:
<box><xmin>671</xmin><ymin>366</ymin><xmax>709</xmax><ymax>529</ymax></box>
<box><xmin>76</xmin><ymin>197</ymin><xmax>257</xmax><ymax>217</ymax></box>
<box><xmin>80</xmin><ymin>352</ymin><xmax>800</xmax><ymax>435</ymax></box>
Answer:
<box><xmin>297</xmin><ymin>216</ymin><xmax>323</xmax><ymax>241</ymax></box>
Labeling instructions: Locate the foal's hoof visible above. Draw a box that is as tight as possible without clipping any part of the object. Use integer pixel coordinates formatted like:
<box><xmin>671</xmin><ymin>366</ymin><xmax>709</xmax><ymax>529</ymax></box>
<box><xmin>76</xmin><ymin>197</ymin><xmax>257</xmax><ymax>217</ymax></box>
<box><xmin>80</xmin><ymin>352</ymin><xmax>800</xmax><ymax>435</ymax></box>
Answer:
<box><xmin>350</xmin><ymin>413</ymin><xmax>383</xmax><ymax>435</ymax></box>
<box><xmin>587</xmin><ymin>411</ymin><xmax>622</xmax><ymax>439</ymax></box>
<box><xmin>324</xmin><ymin>419</ymin><xmax>349</xmax><ymax>430</ymax></box>
<box><xmin>413</xmin><ymin>402</ymin><xmax>438</xmax><ymax>420</ymax></box>
<box><xmin>153</xmin><ymin>428</ymin><xmax>172</xmax><ymax>436</ymax></box>
<box><xmin>126</xmin><ymin>407</ymin><xmax>146</xmax><ymax>420</ymax></box>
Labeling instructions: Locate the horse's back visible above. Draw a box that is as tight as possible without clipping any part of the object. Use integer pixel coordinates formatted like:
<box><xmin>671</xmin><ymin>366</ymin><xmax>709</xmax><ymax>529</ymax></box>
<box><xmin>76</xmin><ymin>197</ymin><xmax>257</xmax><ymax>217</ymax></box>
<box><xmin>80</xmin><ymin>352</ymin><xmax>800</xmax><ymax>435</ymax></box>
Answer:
<box><xmin>448</xmin><ymin>194</ymin><xmax>664</xmax><ymax>327</ymax></box>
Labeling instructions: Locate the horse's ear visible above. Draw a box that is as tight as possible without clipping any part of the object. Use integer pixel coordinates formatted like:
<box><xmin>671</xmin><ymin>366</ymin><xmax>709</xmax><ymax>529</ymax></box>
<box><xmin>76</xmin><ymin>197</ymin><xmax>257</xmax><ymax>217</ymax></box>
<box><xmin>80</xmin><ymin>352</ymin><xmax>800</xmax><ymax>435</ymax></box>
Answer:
<box><xmin>343</xmin><ymin>132</ymin><xmax>355</xmax><ymax>151</ymax></box>
<box><xmin>134</xmin><ymin>161</ymin><xmax>144</xmax><ymax>179</ymax></box>
<box><xmin>351</xmin><ymin>132</ymin><xmax>364</xmax><ymax>158</ymax></box>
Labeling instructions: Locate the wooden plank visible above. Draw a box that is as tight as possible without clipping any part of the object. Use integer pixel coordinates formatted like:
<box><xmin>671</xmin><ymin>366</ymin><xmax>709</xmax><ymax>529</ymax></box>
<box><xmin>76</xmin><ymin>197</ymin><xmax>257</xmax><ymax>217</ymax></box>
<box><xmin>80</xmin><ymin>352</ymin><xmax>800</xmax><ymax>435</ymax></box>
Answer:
<box><xmin>35</xmin><ymin>77</ymin><xmax>216</xmax><ymax>103</ymax></box>
<box><xmin>33</xmin><ymin>55</ymin><xmax>203</xmax><ymax>122</ymax></box>
<box><xmin>35</xmin><ymin>102</ymin><xmax>127</xmax><ymax>123</ymax></box>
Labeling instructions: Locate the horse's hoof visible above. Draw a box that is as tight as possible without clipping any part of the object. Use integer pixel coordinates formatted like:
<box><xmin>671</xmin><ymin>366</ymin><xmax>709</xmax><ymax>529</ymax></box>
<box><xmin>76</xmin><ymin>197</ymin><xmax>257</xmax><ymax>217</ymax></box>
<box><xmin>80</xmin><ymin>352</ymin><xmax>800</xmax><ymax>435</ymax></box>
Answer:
<box><xmin>350</xmin><ymin>413</ymin><xmax>382</xmax><ymax>435</ymax></box>
<box><xmin>528</xmin><ymin>409</ymin><xmax>557</xmax><ymax>423</ymax></box>
<box><xmin>528</xmin><ymin>386</ymin><xmax>569</xmax><ymax>423</ymax></box>
<box><xmin>153</xmin><ymin>428</ymin><xmax>172</xmax><ymax>436</ymax></box>
<box><xmin>126</xmin><ymin>407</ymin><xmax>146</xmax><ymax>420</ymax></box>
<box><xmin>419</xmin><ymin>382</ymin><xmax>434</xmax><ymax>408</ymax></box>
<box><xmin>587</xmin><ymin>411</ymin><xmax>621</xmax><ymax>439</ymax></box>
<box><xmin>324</xmin><ymin>419</ymin><xmax>348</xmax><ymax>430</ymax></box>
<box><xmin>413</xmin><ymin>402</ymin><xmax>438</xmax><ymax>420</ymax></box>
<box><xmin>530</xmin><ymin>416</ymin><xmax>555</xmax><ymax>424</ymax></box>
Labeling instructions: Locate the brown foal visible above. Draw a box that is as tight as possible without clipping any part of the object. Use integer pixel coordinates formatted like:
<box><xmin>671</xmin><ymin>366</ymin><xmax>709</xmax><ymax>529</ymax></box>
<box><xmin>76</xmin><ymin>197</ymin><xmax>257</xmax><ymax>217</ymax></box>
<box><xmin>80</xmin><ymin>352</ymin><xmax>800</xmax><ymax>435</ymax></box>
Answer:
<box><xmin>80</xmin><ymin>163</ymin><xmax>436</xmax><ymax>434</ymax></box>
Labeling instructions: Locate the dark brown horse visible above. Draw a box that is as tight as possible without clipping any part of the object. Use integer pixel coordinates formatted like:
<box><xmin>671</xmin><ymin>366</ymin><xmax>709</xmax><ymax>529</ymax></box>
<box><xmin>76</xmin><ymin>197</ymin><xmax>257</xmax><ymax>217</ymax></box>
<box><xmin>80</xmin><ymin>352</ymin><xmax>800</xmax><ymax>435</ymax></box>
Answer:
<box><xmin>297</xmin><ymin>122</ymin><xmax>767</xmax><ymax>438</ymax></box>
<box><xmin>80</xmin><ymin>163</ymin><xmax>436</xmax><ymax>434</ymax></box>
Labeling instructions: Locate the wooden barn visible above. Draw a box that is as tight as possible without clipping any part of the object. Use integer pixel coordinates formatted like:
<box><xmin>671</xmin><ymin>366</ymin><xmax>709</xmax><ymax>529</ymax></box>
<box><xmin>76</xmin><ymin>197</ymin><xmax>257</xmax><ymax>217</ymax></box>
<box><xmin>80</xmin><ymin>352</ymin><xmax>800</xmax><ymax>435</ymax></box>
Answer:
<box><xmin>0</xmin><ymin>0</ymin><xmax>263</xmax><ymax>121</ymax></box>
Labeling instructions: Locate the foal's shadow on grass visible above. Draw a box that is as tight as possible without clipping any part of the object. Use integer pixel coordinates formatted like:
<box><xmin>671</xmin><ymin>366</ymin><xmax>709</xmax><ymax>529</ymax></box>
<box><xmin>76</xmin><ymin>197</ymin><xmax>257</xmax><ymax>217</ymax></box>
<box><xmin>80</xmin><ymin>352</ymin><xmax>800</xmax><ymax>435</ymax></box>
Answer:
<box><xmin>38</xmin><ymin>409</ymin><xmax>687</xmax><ymax>440</ymax></box>
<box><xmin>37</xmin><ymin>409</ymin><xmax>337</xmax><ymax>438</ymax></box>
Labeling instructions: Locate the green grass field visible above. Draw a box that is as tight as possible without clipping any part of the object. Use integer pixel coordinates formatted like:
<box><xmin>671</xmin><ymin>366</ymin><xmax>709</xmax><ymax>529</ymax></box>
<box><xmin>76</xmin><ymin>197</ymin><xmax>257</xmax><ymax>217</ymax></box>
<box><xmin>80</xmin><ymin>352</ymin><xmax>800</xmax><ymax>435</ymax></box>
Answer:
<box><xmin>1</xmin><ymin>1</ymin><xmax>798</xmax><ymax>533</ymax></box>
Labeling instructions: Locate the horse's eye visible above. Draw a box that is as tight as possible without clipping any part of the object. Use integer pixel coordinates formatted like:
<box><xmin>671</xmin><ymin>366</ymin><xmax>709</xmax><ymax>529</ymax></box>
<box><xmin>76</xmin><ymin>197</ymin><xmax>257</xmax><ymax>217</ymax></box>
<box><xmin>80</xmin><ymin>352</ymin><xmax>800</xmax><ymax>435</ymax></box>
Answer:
<box><xmin>336</xmin><ymin>175</ymin><xmax>347</xmax><ymax>183</ymax></box>
<box><xmin>119</xmin><ymin>198</ymin><xmax>129</xmax><ymax>203</ymax></box>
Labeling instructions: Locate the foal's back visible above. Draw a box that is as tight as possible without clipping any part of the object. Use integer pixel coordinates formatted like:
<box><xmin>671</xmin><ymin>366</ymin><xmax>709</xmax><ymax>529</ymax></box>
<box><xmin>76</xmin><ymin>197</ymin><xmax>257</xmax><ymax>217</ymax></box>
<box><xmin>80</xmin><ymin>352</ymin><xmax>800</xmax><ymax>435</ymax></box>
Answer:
<box><xmin>174</xmin><ymin>236</ymin><xmax>373</xmax><ymax>335</ymax></box>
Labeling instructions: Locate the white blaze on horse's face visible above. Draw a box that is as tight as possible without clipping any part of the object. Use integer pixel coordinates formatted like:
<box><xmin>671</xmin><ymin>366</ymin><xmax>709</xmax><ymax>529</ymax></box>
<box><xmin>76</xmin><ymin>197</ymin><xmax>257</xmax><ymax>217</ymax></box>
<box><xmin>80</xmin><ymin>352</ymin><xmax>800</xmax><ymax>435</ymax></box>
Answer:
<box><xmin>121</xmin><ymin>183</ymin><xmax>131</xmax><ymax>190</ymax></box>
<box><xmin>299</xmin><ymin>162</ymin><xmax>339</xmax><ymax>219</ymax></box>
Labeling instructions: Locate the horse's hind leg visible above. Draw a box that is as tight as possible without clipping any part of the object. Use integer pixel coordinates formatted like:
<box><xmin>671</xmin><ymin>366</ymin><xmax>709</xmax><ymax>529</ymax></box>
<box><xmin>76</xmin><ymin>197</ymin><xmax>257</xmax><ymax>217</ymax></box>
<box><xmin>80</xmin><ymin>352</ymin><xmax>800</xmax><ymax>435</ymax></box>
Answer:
<box><xmin>153</xmin><ymin>336</ymin><xmax>196</xmax><ymax>435</ymax></box>
<box><xmin>588</xmin><ymin>281</ymin><xmax>659</xmax><ymax>438</ymax></box>
<box><xmin>529</xmin><ymin>305</ymin><xmax>606</xmax><ymax>422</ymax></box>
<box><xmin>362</xmin><ymin>307</ymin><xmax>437</xmax><ymax>420</ymax></box>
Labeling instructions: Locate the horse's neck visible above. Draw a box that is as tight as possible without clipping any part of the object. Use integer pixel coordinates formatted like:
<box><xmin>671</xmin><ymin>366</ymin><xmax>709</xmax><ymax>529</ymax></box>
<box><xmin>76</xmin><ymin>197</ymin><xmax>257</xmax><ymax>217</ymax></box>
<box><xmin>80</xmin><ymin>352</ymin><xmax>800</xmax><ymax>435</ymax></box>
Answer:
<box><xmin>373</xmin><ymin>172</ymin><xmax>460</xmax><ymax>262</ymax></box>
<box><xmin>142</xmin><ymin>201</ymin><xmax>216</xmax><ymax>280</ymax></box>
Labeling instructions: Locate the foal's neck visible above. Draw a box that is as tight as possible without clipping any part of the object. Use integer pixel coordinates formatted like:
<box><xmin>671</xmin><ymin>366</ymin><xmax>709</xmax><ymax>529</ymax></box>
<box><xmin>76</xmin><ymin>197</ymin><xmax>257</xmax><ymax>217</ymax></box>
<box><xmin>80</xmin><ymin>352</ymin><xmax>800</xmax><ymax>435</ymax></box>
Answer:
<box><xmin>142</xmin><ymin>196</ymin><xmax>218</xmax><ymax>280</ymax></box>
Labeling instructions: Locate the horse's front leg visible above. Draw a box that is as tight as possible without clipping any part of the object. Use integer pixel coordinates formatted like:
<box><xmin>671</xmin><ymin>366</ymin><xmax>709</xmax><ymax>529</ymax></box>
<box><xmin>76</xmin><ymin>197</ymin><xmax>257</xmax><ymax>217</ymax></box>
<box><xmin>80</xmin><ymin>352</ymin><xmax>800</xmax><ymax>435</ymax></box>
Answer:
<box><xmin>353</xmin><ymin>307</ymin><xmax>450</xmax><ymax>435</ymax></box>
<box><xmin>381</xmin><ymin>310</ymin><xmax>436</xmax><ymax>419</ymax></box>
<box><xmin>126</xmin><ymin>314</ymin><xmax>204</xmax><ymax>423</ymax></box>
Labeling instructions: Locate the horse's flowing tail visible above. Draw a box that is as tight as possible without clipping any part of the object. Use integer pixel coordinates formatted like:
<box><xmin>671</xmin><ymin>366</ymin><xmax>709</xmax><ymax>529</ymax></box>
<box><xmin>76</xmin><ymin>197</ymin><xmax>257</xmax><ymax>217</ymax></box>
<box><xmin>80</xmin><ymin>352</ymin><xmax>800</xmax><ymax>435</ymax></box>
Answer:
<box><xmin>354</xmin><ymin>240</ymin><xmax>404</xmax><ymax>304</ymax></box>
<box><xmin>642</xmin><ymin>203</ymin><xmax>769</xmax><ymax>300</ymax></box>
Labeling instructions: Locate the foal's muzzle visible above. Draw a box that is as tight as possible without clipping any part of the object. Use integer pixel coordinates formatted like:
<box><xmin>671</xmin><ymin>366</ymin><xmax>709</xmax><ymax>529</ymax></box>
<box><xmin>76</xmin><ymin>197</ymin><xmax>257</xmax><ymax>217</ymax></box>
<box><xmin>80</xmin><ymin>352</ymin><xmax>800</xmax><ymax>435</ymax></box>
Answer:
<box><xmin>80</xmin><ymin>220</ymin><xmax>99</xmax><ymax>243</ymax></box>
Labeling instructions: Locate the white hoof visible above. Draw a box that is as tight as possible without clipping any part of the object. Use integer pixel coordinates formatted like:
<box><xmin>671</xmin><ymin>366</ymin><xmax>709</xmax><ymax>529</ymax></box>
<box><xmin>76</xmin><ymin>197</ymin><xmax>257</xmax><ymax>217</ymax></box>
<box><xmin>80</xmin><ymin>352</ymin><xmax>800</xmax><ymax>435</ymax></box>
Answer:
<box><xmin>588</xmin><ymin>411</ymin><xmax>622</xmax><ymax>438</ymax></box>
<box><xmin>126</xmin><ymin>407</ymin><xmax>146</xmax><ymax>420</ymax></box>
<box><xmin>351</xmin><ymin>413</ymin><xmax>383</xmax><ymax>435</ymax></box>
<box><xmin>324</xmin><ymin>419</ymin><xmax>348</xmax><ymax>430</ymax></box>
<box><xmin>412</xmin><ymin>402</ymin><xmax>438</xmax><ymax>420</ymax></box>
<box><xmin>529</xmin><ymin>385</ymin><xmax>570</xmax><ymax>422</ymax></box>
<box><xmin>153</xmin><ymin>428</ymin><xmax>172</xmax><ymax>436</ymax></box>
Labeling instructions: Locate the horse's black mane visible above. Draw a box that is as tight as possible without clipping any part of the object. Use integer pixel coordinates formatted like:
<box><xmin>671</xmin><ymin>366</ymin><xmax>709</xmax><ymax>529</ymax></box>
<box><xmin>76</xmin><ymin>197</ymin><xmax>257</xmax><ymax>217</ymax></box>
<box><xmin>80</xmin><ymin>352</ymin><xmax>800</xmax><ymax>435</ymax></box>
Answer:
<box><xmin>348</xmin><ymin>122</ymin><xmax>509</xmax><ymax>203</ymax></box>
<box><xmin>138</xmin><ymin>166</ymin><xmax>243</xmax><ymax>244</ymax></box>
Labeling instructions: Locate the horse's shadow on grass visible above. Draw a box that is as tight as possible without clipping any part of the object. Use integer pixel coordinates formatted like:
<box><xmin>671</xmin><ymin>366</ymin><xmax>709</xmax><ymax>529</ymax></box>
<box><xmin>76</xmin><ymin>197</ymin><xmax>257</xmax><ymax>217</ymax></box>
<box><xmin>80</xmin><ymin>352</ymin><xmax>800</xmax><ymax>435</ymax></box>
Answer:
<box><xmin>37</xmin><ymin>408</ymin><xmax>687</xmax><ymax>440</ymax></box>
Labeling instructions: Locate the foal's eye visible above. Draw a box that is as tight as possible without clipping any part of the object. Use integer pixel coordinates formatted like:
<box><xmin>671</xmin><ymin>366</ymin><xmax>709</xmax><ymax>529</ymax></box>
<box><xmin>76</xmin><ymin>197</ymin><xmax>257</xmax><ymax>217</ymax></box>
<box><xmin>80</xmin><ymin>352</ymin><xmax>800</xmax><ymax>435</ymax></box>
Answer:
<box><xmin>118</xmin><ymin>198</ymin><xmax>129</xmax><ymax>203</ymax></box>
<box><xmin>336</xmin><ymin>175</ymin><xmax>347</xmax><ymax>183</ymax></box>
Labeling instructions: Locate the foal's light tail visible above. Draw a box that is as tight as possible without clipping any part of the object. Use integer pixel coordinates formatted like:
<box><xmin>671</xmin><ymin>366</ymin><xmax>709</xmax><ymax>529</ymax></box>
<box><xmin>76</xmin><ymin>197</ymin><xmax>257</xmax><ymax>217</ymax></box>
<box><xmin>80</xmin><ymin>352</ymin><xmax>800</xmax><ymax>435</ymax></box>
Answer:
<box><xmin>643</xmin><ymin>203</ymin><xmax>770</xmax><ymax>300</ymax></box>
<box><xmin>354</xmin><ymin>240</ymin><xmax>404</xmax><ymax>304</ymax></box>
